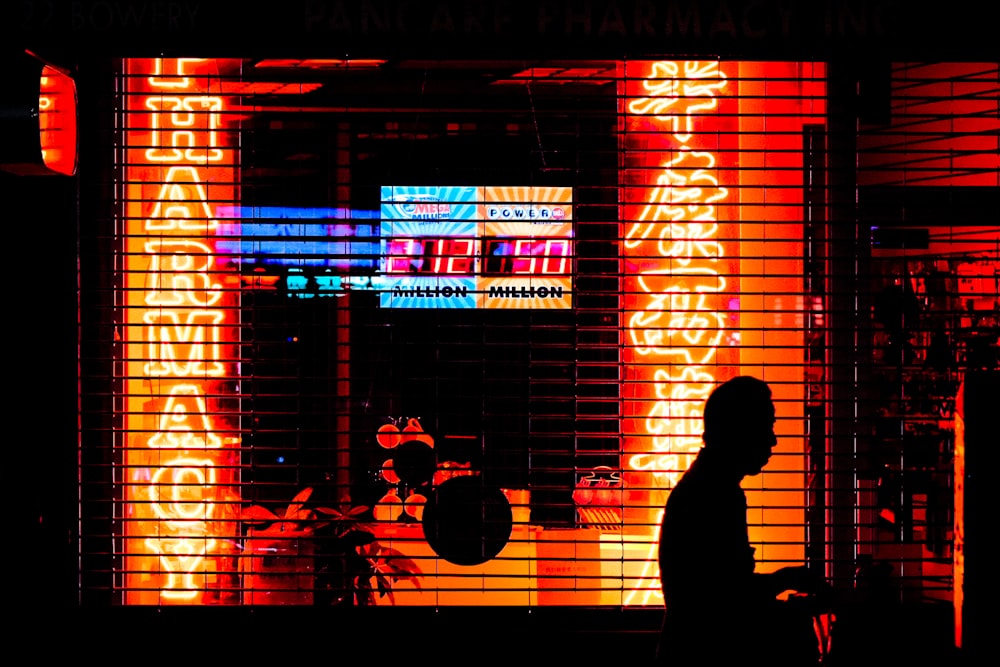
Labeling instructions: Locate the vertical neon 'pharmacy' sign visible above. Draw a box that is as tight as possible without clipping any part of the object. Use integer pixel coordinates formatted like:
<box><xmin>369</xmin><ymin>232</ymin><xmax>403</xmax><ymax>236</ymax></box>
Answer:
<box><xmin>621</xmin><ymin>61</ymin><xmax>731</xmax><ymax>604</ymax></box>
<box><xmin>122</xmin><ymin>58</ymin><xmax>240</xmax><ymax>603</ymax></box>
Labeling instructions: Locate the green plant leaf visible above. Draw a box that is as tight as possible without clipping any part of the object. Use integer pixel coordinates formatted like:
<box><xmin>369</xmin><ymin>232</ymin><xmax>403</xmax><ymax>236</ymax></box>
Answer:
<box><xmin>344</xmin><ymin>530</ymin><xmax>376</xmax><ymax>547</ymax></box>
<box><xmin>240</xmin><ymin>505</ymin><xmax>280</xmax><ymax>524</ymax></box>
<box><xmin>313</xmin><ymin>505</ymin><xmax>346</xmax><ymax>520</ymax></box>
<box><xmin>275</xmin><ymin>519</ymin><xmax>312</xmax><ymax>534</ymax></box>
<box><xmin>286</xmin><ymin>508</ymin><xmax>315</xmax><ymax>522</ymax></box>
<box><xmin>355</xmin><ymin>575</ymin><xmax>374</xmax><ymax>606</ymax></box>
<box><xmin>284</xmin><ymin>487</ymin><xmax>314</xmax><ymax>519</ymax></box>
<box><xmin>383</xmin><ymin>551</ymin><xmax>422</xmax><ymax>578</ymax></box>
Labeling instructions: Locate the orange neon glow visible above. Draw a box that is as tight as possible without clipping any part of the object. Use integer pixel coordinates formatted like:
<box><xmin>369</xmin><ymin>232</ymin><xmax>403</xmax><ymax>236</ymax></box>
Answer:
<box><xmin>123</xmin><ymin>58</ymin><xmax>240</xmax><ymax>604</ymax></box>
<box><xmin>620</xmin><ymin>61</ymin><xmax>825</xmax><ymax>607</ymax></box>
<box><xmin>620</xmin><ymin>60</ymin><xmax>732</xmax><ymax>605</ymax></box>
<box><xmin>145</xmin><ymin>99</ymin><xmax>226</xmax><ymax>164</ymax></box>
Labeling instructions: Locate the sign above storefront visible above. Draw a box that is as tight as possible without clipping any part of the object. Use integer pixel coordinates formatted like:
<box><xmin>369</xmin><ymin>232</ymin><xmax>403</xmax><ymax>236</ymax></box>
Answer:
<box><xmin>7</xmin><ymin>0</ymin><xmax>997</xmax><ymax>61</ymax></box>
<box><xmin>0</xmin><ymin>50</ymin><xmax>77</xmax><ymax>176</ymax></box>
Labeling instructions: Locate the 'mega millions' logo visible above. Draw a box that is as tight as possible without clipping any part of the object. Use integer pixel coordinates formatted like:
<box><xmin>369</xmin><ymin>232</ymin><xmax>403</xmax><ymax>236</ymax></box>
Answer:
<box><xmin>487</xmin><ymin>205</ymin><xmax>566</xmax><ymax>221</ymax></box>
<box><xmin>390</xmin><ymin>194</ymin><xmax>452</xmax><ymax>219</ymax></box>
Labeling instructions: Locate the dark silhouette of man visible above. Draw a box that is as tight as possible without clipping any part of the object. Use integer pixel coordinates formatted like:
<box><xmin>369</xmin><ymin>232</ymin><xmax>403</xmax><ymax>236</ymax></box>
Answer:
<box><xmin>656</xmin><ymin>375</ymin><xmax>825</xmax><ymax>665</ymax></box>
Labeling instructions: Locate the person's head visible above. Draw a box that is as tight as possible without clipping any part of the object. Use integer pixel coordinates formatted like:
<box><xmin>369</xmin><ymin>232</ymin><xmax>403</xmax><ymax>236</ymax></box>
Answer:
<box><xmin>702</xmin><ymin>376</ymin><xmax>777</xmax><ymax>476</ymax></box>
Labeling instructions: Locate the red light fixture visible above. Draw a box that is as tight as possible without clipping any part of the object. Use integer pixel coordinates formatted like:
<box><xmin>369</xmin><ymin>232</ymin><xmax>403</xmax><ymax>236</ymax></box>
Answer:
<box><xmin>0</xmin><ymin>50</ymin><xmax>78</xmax><ymax>176</ymax></box>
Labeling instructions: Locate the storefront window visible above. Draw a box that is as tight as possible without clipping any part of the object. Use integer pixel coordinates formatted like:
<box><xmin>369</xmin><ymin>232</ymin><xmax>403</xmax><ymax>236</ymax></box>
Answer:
<box><xmin>110</xmin><ymin>56</ymin><xmax>996</xmax><ymax>607</ymax></box>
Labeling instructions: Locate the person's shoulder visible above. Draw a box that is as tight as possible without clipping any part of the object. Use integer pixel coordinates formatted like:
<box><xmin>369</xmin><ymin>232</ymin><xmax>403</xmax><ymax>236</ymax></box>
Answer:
<box><xmin>671</xmin><ymin>458</ymin><xmax>713</xmax><ymax>491</ymax></box>
<box><xmin>667</xmin><ymin>463</ymin><xmax>739</xmax><ymax>509</ymax></box>
<box><xmin>664</xmin><ymin>469</ymin><xmax>709</xmax><ymax>507</ymax></box>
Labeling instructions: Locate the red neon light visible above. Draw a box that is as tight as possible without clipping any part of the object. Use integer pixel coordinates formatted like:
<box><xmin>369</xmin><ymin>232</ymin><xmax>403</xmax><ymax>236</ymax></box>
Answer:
<box><xmin>385</xmin><ymin>238</ymin><xmax>478</xmax><ymax>274</ymax></box>
<box><xmin>506</xmin><ymin>238</ymin><xmax>571</xmax><ymax>275</ymax></box>
<box><xmin>38</xmin><ymin>64</ymin><xmax>78</xmax><ymax>176</ymax></box>
<box><xmin>123</xmin><ymin>58</ymin><xmax>240</xmax><ymax>604</ymax></box>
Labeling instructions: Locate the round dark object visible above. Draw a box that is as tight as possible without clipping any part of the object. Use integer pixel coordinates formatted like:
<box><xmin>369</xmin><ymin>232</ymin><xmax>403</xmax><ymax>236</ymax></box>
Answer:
<box><xmin>422</xmin><ymin>476</ymin><xmax>512</xmax><ymax>566</ymax></box>
<box><xmin>391</xmin><ymin>440</ymin><xmax>436</xmax><ymax>486</ymax></box>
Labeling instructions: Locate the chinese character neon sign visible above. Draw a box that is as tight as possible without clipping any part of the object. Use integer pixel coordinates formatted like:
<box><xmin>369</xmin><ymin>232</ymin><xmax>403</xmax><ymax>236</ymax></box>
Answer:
<box><xmin>621</xmin><ymin>61</ymin><xmax>731</xmax><ymax>605</ymax></box>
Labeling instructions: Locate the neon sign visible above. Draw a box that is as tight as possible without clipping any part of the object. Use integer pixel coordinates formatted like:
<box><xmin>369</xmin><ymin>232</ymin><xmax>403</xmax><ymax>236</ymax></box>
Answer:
<box><xmin>122</xmin><ymin>58</ymin><xmax>240</xmax><ymax>603</ymax></box>
<box><xmin>621</xmin><ymin>61</ymin><xmax>731</xmax><ymax>605</ymax></box>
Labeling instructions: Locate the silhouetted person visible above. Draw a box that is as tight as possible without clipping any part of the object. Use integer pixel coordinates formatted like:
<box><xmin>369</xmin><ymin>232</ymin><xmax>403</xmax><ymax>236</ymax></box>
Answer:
<box><xmin>655</xmin><ymin>376</ymin><xmax>827</xmax><ymax>666</ymax></box>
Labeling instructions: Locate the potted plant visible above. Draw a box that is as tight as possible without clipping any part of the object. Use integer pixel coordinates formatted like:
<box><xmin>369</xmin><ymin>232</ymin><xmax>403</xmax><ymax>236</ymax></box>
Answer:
<box><xmin>240</xmin><ymin>486</ymin><xmax>422</xmax><ymax>605</ymax></box>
